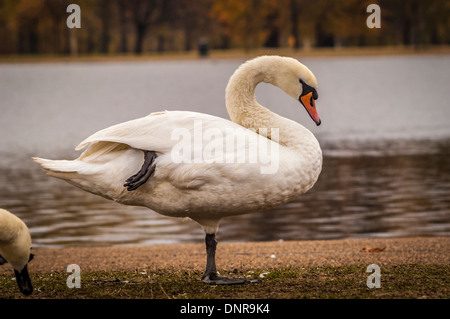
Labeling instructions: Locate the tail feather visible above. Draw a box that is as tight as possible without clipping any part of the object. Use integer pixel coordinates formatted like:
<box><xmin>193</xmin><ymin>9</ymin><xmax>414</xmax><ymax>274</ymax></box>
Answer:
<box><xmin>32</xmin><ymin>157</ymin><xmax>80</xmax><ymax>173</ymax></box>
<box><xmin>32</xmin><ymin>157</ymin><xmax>93</xmax><ymax>182</ymax></box>
<box><xmin>32</xmin><ymin>157</ymin><xmax>110</xmax><ymax>198</ymax></box>
<box><xmin>32</xmin><ymin>146</ymin><xmax>142</xmax><ymax>201</ymax></box>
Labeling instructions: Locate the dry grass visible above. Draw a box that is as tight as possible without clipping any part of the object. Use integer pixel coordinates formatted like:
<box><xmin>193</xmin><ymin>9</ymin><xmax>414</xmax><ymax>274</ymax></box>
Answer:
<box><xmin>1</xmin><ymin>264</ymin><xmax>449</xmax><ymax>299</ymax></box>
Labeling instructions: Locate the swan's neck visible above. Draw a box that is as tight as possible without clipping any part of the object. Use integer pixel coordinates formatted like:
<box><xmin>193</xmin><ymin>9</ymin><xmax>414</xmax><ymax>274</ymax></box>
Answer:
<box><xmin>225</xmin><ymin>59</ymin><xmax>322</xmax><ymax>192</ymax></box>
<box><xmin>225</xmin><ymin>59</ymin><xmax>319</xmax><ymax>153</ymax></box>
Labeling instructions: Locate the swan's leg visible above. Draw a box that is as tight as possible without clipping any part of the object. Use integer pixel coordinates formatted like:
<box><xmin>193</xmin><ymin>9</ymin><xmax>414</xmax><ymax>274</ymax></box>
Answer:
<box><xmin>124</xmin><ymin>150</ymin><xmax>157</xmax><ymax>191</ymax></box>
<box><xmin>202</xmin><ymin>233</ymin><xmax>218</xmax><ymax>280</ymax></box>
<box><xmin>201</xmin><ymin>233</ymin><xmax>253</xmax><ymax>285</ymax></box>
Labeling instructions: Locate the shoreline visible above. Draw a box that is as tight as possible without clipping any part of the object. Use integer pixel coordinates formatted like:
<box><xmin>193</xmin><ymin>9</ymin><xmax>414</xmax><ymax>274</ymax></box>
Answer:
<box><xmin>0</xmin><ymin>45</ymin><xmax>449</xmax><ymax>64</ymax></box>
<box><xmin>1</xmin><ymin>237</ymin><xmax>447</xmax><ymax>274</ymax></box>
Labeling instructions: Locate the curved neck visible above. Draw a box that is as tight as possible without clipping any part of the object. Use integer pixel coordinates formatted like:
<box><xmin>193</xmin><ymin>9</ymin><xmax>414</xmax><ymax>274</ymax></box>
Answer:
<box><xmin>225</xmin><ymin>59</ymin><xmax>318</xmax><ymax>151</ymax></box>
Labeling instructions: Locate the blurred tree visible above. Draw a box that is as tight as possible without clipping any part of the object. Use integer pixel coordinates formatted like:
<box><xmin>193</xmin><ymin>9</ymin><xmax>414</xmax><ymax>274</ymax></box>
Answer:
<box><xmin>381</xmin><ymin>0</ymin><xmax>449</xmax><ymax>47</ymax></box>
<box><xmin>262</xmin><ymin>0</ymin><xmax>281</xmax><ymax>48</ymax></box>
<box><xmin>211</xmin><ymin>0</ymin><xmax>280</xmax><ymax>49</ymax></box>
<box><xmin>211</xmin><ymin>0</ymin><xmax>246</xmax><ymax>48</ymax></box>
<box><xmin>99</xmin><ymin>0</ymin><xmax>111</xmax><ymax>53</ymax></box>
<box><xmin>289</xmin><ymin>0</ymin><xmax>300</xmax><ymax>49</ymax></box>
<box><xmin>0</xmin><ymin>0</ymin><xmax>448</xmax><ymax>55</ymax></box>
<box><xmin>45</xmin><ymin>0</ymin><xmax>73</xmax><ymax>54</ymax></box>
<box><xmin>117</xmin><ymin>0</ymin><xmax>128</xmax><ymax>53</ymax></box>
<box><xmin>129</xmin><ymin>0</ymin><xmax>159</xmax><ymax>53</ymax></box>
<box><xmin>0</xmin><ymin>0</ymin><xmax>20</xmax><ymax>53</ymax></box>
<box><xmin>15</xmin><ymin>0</ymin><xmax>44</xmax><ymax>53</ymax></box>
<box><xmin>173</xmin><ymin>0</ymin><xmax>212</xmax><ymax>51</ymax></box>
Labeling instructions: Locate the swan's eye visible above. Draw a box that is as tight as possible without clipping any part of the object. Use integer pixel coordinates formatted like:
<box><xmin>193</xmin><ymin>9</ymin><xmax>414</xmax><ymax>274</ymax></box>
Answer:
<box><xmin>299</xmin><ymin>79</ymin><xmax>318</xmax><ymax>100</ymax></box>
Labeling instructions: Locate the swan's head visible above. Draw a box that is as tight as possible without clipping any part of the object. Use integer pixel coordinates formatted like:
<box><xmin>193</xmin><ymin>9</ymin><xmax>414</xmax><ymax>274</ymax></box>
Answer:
<box><xmin>11</xmin><ymin>252</ymin><xmax>34</xmax><ymax>296</ymax></box>
<box><xmin>267</xmin><ymin>56</ymin><xmax>321</xmax><ymax>126</ymax></box>
<box><xmin>0</xmin><ymin>209</ymin><xmax>34</xmax><ymax>295</ymax></box>
<box><xmin>227</xmin><ymin>55</ymin><xmax>321</xmax><ymax>126</ymax></box>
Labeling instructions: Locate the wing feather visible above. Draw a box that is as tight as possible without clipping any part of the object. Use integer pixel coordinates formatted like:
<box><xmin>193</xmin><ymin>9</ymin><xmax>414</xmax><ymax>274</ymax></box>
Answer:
<box><xmin>75</xmin><ymin>111</ymin><xmax>274</xmax><ymax>159</ymax></box>
<box><xmin>76</xmin><ymin>111</ymin><xmax>239</xmax><ymax>152</ymax></box>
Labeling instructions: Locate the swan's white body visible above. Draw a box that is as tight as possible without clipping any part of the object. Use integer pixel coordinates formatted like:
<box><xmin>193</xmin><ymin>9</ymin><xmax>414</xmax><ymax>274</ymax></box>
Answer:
<box><xmin>0</xmin><ymin>208</ymin><xmax>33</xmax><ymax>294</ymax></box>
<box><xmin>33</xmin><ymin>56</ymin><xmax>322</xmax><ymax>235</ymax></box>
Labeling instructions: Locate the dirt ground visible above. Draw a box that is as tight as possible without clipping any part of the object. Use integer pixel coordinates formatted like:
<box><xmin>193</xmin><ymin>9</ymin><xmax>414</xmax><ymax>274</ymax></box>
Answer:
<box><xmin>2</xmin><ymin>237</ymin><xmax>447</xmax><ymax>274</ymax></box>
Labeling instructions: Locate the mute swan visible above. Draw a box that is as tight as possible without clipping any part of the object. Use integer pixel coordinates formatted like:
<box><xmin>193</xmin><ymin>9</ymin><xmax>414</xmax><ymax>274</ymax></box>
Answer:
<box><xmin>0</xmin><ymin>208</ymin><xmax>34</xmax><ymax>295</ymax></box>
<box><xmin>33</xmin><ymin>55</ymin><xmax>322</xmax><ymax>284</ymax></box>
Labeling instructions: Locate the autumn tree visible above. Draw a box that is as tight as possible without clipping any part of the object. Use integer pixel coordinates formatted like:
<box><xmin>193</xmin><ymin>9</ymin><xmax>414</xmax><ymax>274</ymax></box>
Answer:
<box><xmin>0</xmin><ymin>0</ymin><xmax>448</xmax><ymax>55</ymax></box>
<box><xmin>172</xmin><ymin>0</ymin><xmax>213</xmax><ymax>51</ymax></box>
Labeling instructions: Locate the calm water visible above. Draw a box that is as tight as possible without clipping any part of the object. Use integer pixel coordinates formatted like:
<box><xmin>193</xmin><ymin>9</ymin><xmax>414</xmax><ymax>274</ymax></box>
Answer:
<box><xmin>0</xmin><ymin>55</ymin><xmax>449</xmax><ymax>247</ymax></box>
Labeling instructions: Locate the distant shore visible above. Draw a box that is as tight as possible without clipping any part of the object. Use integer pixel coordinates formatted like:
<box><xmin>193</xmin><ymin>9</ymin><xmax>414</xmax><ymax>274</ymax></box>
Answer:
<box><xmin>1</xmin><ymin>45</ymin><xmax>449</xmax><ymax>64</ymax></box>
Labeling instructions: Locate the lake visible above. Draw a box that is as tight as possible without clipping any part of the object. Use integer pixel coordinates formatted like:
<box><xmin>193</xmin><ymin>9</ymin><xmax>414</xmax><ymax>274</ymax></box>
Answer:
<box><xmin>0</xmin><ymin>55</ymin><xmax>449</xmax><ymax>248</ymax></box>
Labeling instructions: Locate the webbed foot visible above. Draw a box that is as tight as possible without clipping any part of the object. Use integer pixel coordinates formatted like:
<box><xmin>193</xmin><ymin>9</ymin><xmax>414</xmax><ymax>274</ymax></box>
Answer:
<box><xmin>124</xmin><ymin>150</ymin><xmax>157</xmax><ymax>191</ymax></box>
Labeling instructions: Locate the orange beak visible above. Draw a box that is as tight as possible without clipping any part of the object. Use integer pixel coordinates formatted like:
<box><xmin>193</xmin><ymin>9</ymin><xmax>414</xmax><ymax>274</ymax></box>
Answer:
<box><xmin>300</xmin><ymin>92</ymin><xmax>321</xmax><ymax>126</ymax></box>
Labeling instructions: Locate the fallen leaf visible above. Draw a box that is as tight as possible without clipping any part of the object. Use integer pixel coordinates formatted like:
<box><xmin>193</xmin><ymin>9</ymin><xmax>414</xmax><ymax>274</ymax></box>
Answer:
<box><xmin>362</xmin><ymin>247</ymin><xmax>386</xmax><ymax>252</ymax></box>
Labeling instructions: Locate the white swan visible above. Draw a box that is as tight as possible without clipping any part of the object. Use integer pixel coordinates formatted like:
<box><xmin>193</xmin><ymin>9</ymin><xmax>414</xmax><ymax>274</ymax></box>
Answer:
<box><xmin>33</xmin><ymin>55</ymin><xmax>322</xmax><ymax>284</ymax></box>
<box><xmin>0</xmin><ymin>208</ymin><xmax>34</xmax><ymax>295</ymax></box>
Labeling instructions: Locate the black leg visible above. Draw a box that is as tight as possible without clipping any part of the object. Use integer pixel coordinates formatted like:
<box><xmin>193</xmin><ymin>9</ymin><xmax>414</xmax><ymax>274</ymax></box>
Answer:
<box><xmin>202</xmin><ymin>233</ymin><xmax>218</xmax><ymax>280</ymax></box>
<box><xmin>124</xmin><ymin>150</ymin><xmax>157</xmax><ymax>191</ymax></box>
<box><xmin>201</xmin><ymin>233</ymin><xmax>255</xmax><ymax>285</ymax></box>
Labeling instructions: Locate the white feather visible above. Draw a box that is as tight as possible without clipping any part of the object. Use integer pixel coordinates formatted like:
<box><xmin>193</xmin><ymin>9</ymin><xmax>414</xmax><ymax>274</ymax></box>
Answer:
<box><xmin>33</xmin><ymin>56</ymin><xmax>323</xmax><ymax>234</ymax></box>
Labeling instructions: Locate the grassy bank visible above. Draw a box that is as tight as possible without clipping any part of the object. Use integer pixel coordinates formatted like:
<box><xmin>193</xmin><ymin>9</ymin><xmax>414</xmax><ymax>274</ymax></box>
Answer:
<box><xmin>0</xmin><ymin>45</ymin><xmax>449</xmax><ymax>64</ymax></box>
<box><xmin>1</xmin><ymin>264</ymin><xmax>448</xmax><ymax>299</ymax></box>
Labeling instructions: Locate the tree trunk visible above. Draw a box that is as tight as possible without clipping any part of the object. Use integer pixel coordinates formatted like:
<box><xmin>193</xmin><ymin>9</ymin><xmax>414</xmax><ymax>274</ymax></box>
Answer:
<box><xmin>290</xmin><ymin>0</ymin><xmax>300</xmax><ymax>50</ymax></box>
<box><xmin>99</xmin><ymin>0</ymin><xmax>111</xmax><ymax>53</ymax></box>
<box><xmin>134</xmin><ymin>24</ymin><xmax>146</xmax><ymax>54</ymax></box>
<box><xmin>118</xmin><ymin>0</ymin><xmax>128</xmax><ymax>53</ymax></box>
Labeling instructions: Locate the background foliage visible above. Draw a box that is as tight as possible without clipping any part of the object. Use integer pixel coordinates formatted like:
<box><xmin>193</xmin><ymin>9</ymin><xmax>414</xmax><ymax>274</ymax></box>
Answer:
<box><xmin>0</xmin><ymin>0</ymin><xmax>448</xmax><ymax>55</ymax></box>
